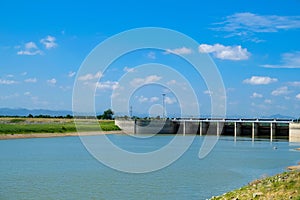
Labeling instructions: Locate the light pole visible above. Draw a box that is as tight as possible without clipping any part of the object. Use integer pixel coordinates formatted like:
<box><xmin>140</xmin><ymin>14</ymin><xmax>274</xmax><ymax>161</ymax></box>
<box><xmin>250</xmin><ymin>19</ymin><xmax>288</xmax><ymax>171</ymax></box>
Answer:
<box><xmin>162</xmin><ymin>94</ymin><xmax>166</xmax><ymax>118</ymax></box>
<box><xmin>130</xmin><ymin>106</ymin><xmax>132</xmax><ymax>118</ymax></box>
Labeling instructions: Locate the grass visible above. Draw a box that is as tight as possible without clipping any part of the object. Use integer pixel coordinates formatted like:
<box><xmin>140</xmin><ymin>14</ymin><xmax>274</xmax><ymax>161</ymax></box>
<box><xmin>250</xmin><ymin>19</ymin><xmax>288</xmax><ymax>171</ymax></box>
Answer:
<box><xmin>9</xmin><ymin>118</ymin><xmax>26</xmax><ymax>123</ymax></box>
<box><xmin>210</xmin><ymin>170</ymin><xmax>300</xmax><ymax>200</ymax></box>
<box><xmin>0</xmin><ymin>118</ymin><xmax>120</xmax><ymax>134</ymax></box>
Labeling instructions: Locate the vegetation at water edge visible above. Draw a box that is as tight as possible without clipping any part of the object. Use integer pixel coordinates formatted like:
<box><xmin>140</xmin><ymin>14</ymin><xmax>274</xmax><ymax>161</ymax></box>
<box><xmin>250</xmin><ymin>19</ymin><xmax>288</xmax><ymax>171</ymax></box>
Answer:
<box><xmin>0</xmin><ymin>118</ymin><xmax>120</xmax><ymax>134</ymax></box>
<box><xmin>210</xmin><ymin>170</ymin><xmax>300</xmax><ymax>200</ymax></box>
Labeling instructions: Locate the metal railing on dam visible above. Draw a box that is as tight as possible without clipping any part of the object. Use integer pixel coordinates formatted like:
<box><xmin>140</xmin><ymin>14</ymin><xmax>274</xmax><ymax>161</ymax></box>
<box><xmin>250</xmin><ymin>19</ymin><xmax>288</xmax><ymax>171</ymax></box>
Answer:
<box><xmin>115</xmin><ymin>118</ymin><xmax>300</xmax><ymax>142</ymax></box>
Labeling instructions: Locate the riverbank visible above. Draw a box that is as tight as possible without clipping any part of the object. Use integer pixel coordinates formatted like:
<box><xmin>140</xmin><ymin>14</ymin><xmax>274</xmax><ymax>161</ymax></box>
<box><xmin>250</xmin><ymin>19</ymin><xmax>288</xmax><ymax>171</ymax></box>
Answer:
<box><xmin>0</xmin><ymin>118</ymin><xmax>123</xmax><ymax>140</ymax></box>
<box><xmin>0</xmin><ymin>131</ymin><xmax>124</xmax><ymax>140</ymax></box>
<box><xmin>210</xmin><ymin>170</ymin><xmax>300</xmax><ymax>200</ymax></box>
<box><xmin>0</xmin><ymin>118</ymin><xmax>120</xmax><ymax>134</ymax></box>
<box><xmin>209</xmin><ymin>148</ymin><xmax>300</xmax><ymax>199</ymax></box>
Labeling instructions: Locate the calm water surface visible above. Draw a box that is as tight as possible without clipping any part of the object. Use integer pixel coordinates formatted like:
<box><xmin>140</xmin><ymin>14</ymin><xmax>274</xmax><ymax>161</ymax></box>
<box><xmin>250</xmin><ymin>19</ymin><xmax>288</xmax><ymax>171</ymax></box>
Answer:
<box><xmin>0</xmin><ymin>135</ymin><xmax>299</xmax><ymax>200</ymax></box>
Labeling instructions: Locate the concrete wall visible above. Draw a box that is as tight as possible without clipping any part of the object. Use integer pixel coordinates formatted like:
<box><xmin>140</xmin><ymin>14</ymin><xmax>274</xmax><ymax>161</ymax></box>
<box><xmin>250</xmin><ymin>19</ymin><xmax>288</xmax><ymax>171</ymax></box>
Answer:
<box><xmin>135</xmin><ymin>120</ymin><xmax>176</xmax><ymax>134</ymax></box>
<box><xmin>115</xmin><ymin>119</ymin><xmax>135</xmax><ymax>134</ymax></box>
<box><xmin>176</xmin><ymin>121</ymin><xmax>199</xmax><ymax>135</ymax></box>
<box><xmin>115</xmin><ymin>119</ymin><xmax>177</xmax><ymax>134</ymax></box>
<box><xmin>289</xmin><ymin>123</ymin><xmax>300</xmax><ymax>142</ymax></box>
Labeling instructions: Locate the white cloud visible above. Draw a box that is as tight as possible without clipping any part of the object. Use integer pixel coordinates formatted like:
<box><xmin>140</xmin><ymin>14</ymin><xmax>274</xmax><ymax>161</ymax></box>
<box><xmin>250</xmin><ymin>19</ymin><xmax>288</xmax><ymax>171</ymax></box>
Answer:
<box><xmin>17</xmin><ymin>41</ymin><xmax>43</xmax><ymax>56</ymax></box>
<box><xmin>150</xmin><ymin>97</ymin><xmax>159</xmax><ymax>102</ymax></box>
<box><xmin>78</xmin><ymin>72</ymin><xmax>102</xmax><ymax>81</ymax></box>
<box><xmin>226</xmin><ymin>88</ymin><xmax>235</xmax><ymax>93</ymax></box>
<box><xmin>123</xmin><ymin>66</ymin><xmax>135</xmax><ymax>73</ymax></box>
<box><xmin>24</xmin><ymin>78</ymin><xmax>37</xmax><ymax>83</ymax></box>
<box><xmin>0</xmin><ymin>93</ymin><xmax>19</xmax><ymax>100</ymax></box>
<box><xmin>166</xmin><ymin>80</ymin><xmax>188</xmax><ymax>91</ymax></box>
<box><xmin>243</xmin><ymin>76</ymin><xmax>278</xmax><ymax>85</ymax></box>
<box><xmin>167</xmin><ymin>80</ymin><xmax>177</xmax><ymax>85</ymax></box>
<box><xmin>199</xmin><ymin>43</ymin><xmax>250</xmax><ymax>60</ymax></box>
<box><xmin>296</xmin><ymin>94</ymin><xmax>300</xmax><ymax>100</ymax></box>
<box><xmin>130</xmin><ymin>75</ymin><xmax>162</xmax><ymax>86</ymax></box>
<box><xmin>147</xmin><ymin>52</ymin><xmax>156</xmax><ymax>59</ymax></box>
<box><xmin>17</xmin><ymin>36</ymin><xmax>57</xmax><ymax>55</ymax></box>
<box><xmin>138</xmin><ymin>96</ymin><xmax>148</xmax><ymax>103</ymax></box>
<box><xmin>262</xmin><ymin>52</ymin><xmax>300</xmax><ymax>68</ymax></box>
<box><xmin>164</xmin><ymin>96</ymin><xmax>177</xmax><ymax>104</ymax></box>
<box><xmin>30</xmin><ymin>96</ymin><xmax>49</xmax><ymax>107</ymax></box>
<box><xmin>165</xmin><ymin>47</ymin><xmax>192</xmax><ymax>55</ymax></box>
<box><xmin>276</xmin><ymin>105</ymin><xmax>287</xmax><ymax>110</ymax></box>
<box><xmin>264</xmin><ymin>99</ymin><xmax>272</xmax><ymax>104</ymax></box>
<box><xmin>24</xmin><ymin>92</ymin><xmax>31</xmax><ymax>96</ymax></box>
<box><xmin>96</xmin><ymin>81</ymin><xmax>119</xmax><ymax>90</ymax></box>
<box><xmin>68</xmin><ymin>71</ymin><xmax>76</xmax><ymax>78</ymax></box>
<box><xmin>47</xmin><ymin>78</ymin><xmax>57</xmax><ymax>85</ymax></box>
<box><xmin>21</xmin><ymin>72</ymin><xmax>27</xmax><ymax>76</ymax></box>
<box><xmin>204</xmin><ymin>90</ymin><xmax>213</xmax><ymax>95</ymax></box>
<box><xmin>59</xmin><ymin>86</ymin><xmax>72</xmax><ymax>91</ymax></box>
<box><xmin>271</xmin><ymin>86</ymin><xmax>291</xmax><ymax>96</ymax></box>
<box><xmin>17</xmin><ymin>50</ymin><xmax>42</xmax><ymax>56</ymax></box>
<box><xmin>40</xmin><ymin>35</ymin><xmax>57</xmax><ymax>49</ymax></box>
<box><xmin>136</xmin><ymin>96</ymin><xmax>160</xmax><ymax>103</ymax></box>
<box><xmin>288</xmin><ymin>81</ymin><xmax>300</xmax><ymax>87</ymax></box>
<box><xmin>251</xmin><ymin>92</ymin><xmax>263</xmax><ymax>98</ymax></box>
<box><xmin>25</xmin><ymin>42</ymin><xmax>38</xmax><ymax>49</ymax></box>
<box><xmin>213</xmin><ymin>12</ymin><xmax>300</xmax><ymax>37</ymax></box>
<box><xmin>0</xmin><ymin>79</ymin><xmax>17</xmax><ymax>85</ymax></box>
<box><xmin>251</xmin><ymin>102</ymin><xmax>268</xmax><ymax>110</ymax></box>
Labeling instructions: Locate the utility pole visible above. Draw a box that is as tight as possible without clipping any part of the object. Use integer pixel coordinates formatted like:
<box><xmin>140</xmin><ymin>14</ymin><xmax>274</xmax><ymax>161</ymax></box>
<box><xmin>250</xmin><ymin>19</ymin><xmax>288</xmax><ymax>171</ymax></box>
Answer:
<box><xmin>162</xmin><ymin>94</ymin><xmax>166</xmax><ymax>118</ymax></box>
<box><xmin>130</xmin><ymin>106</ymin><xmax>132</xmax><ymax>118</ymax></box>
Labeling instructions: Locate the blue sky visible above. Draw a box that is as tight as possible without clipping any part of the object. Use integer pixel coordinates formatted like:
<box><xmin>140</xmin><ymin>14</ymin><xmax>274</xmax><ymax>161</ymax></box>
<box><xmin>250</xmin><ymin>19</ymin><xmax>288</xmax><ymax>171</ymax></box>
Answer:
<box><xmin>1</xmin><ymin>0</ymin><xmax>300</xmax><ymax>117</ymax></box>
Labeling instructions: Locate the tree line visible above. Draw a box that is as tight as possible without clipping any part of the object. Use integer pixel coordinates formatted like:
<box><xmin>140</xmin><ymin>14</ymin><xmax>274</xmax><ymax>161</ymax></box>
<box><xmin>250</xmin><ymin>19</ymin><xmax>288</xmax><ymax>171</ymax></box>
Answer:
<box><xmin>0</xmin><ymin>109</ymin><xmax>115</xmax><ymax>120</ymax></box>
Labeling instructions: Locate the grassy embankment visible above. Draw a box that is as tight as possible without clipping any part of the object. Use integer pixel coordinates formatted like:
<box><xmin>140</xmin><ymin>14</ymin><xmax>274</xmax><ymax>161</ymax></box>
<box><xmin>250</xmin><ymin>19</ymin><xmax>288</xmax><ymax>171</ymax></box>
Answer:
<box><xmin>210</xmin><ymin>170</ymin><xmax>300</xmax><ymax>200</ymax></box>
<box><xmin>0</xmin><ymin>118</ymin><xmax>120</xmax><ymax>134</ymax></box>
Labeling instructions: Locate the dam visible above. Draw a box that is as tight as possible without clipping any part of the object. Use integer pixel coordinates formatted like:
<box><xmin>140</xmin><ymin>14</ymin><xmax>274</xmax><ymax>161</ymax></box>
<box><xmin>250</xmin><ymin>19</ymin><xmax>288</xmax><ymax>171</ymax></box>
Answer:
<box><xmin>115</xmin><ymin>118</ymin><xmax>300</xmax><ymax>142</ymax></box>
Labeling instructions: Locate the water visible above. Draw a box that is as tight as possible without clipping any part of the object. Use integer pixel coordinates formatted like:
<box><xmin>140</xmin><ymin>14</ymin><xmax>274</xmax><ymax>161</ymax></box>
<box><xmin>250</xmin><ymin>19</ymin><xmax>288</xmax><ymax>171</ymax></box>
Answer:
<box><xmin>0</xmin><ymin>135</ymin><xmax>299</xmax><ymax>200</ymax></box>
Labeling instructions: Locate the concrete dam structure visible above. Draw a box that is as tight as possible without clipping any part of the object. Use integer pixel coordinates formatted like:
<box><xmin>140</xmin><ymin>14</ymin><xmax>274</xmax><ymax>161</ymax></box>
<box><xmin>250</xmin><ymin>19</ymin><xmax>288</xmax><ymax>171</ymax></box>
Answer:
<box><xmin>115</xmin><ymin>118</ymin><xmax>300</xmax><ymax>142</ymax></box>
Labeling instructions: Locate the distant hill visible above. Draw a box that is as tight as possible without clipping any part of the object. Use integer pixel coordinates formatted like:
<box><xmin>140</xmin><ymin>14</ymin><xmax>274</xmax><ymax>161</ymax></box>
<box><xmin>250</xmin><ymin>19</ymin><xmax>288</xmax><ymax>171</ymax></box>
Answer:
<box><xmin>0</xmin><ymin>108</ymin><xmax>72</xmax><ymax>117</ymax></box>
<box><xmin>1</xmin><ymin>108</ymin><xmax>296</xmax><ymax>119</ymax></box>
<box><xmin>262</xmin><ymin>114</ymin><xmax>295</xmax><ymax>119</ymax></box>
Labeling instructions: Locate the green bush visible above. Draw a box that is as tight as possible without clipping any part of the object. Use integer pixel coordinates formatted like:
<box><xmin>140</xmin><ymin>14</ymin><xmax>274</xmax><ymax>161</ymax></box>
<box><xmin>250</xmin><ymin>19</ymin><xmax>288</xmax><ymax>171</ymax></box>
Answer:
<box><xmin>9</xmin><ymin>118</ymin><xmax>26</xmax><ymax>123</ymax></box>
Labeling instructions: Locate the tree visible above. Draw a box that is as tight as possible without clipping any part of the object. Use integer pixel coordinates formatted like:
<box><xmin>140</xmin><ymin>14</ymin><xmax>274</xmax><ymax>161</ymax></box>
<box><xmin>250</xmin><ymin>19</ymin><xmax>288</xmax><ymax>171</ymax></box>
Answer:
<box><xmin>97</xmin><ymin>109</ymin><xmax>114</xmax><ymax>120</ymax></box>
<box><xmin>65</xmin><ymin>114</ymin><xmax>73</xmax><ymax>119</ymax></box>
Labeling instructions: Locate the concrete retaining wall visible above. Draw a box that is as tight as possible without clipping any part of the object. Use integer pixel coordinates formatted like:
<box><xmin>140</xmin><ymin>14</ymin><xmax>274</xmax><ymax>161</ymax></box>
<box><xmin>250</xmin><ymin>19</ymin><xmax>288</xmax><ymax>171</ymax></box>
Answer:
<box><xmin>115</xmin><ymin>119</ymin><xmax>135</xmax><ymax>134</ymax></box>
<box><xmin>115</xmin><ymin>119</ymin><xmax>177</xmax><ymax>134</ymax></box>
<box><xmin>135</xmin><ymin>120</ymin><xmax>176</xmax><ymax>134</ymax></box>
<box><xmin>289</xmin><ymin>123</ymin><xmax>300</xmax><ymax>142</ymax></box>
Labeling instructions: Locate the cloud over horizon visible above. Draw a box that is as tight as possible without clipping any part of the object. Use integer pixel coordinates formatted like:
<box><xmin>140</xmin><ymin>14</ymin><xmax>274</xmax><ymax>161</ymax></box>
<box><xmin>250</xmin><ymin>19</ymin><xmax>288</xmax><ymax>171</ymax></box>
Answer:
<box><xmin>243</xmin><ymin>76</ymin><xmax>278</xmax><ymax>85</ymax></box>
<box><xmin>78</xmin><ymin>72</ymin><xmax>102</xmax><ymax>81</ymax></box>
<box><xmin>17</xmin><ymin>42</ymin><xmax>43</xmax><ymax>56</ymax></box>
<box><xmin>199</xmin><ymin>43</ymin><xmax>250</xmax><ymax>60</ymax></box>
<box><xmin>271</xmin><ymin>86</ymin><xmax>291</xmax><ymax>96</ymax></box>
<box><xmin>130</xmin><ymin>75</ymin><xmax>162</xmax><ymax>86</ymax></box>
<box><xmin>165</xmin><ymin>47</ymin><xmax>192</xmax><ymax>55</ymax></box>
<box><xmin>262</xmin><ymin>51</ymin><xmax>300</xmax><ymax>68</ymax></box>
<box><xmin>40</xmin><ymin>36</ymin><xmax>57</xmax><ymax>49</ymax></box>
<box><xmin>212</xmin><ymin>12</ymin><xmax>300</xmax><ymax>39</ymax></box>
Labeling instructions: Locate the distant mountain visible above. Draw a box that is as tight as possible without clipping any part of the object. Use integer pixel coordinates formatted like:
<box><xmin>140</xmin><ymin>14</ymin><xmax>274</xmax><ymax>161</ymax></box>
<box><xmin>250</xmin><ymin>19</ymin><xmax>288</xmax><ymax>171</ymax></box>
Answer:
<box><xmin>114</xmin><ymin>112</ymin><xmax>297</xmax><ymax>119</ymax></box>
<box><xmin>262</xmin><ymin>114</ymin><xmax>295</xmax><ymax>119</ymax></box>
<box><xmin>0</xmin><ymin>108</ymin><xmax>72</xmax><ymax>117</ymax></box>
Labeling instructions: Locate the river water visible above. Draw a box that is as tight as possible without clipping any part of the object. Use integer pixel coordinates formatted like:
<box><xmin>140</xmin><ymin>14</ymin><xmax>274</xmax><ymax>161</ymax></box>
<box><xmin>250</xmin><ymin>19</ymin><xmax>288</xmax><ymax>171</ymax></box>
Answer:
<box><xmin>0</xmin><ymin>135</ymin><xmax>299</xmax><ymax>200</ymax></box>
